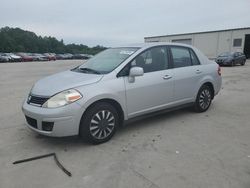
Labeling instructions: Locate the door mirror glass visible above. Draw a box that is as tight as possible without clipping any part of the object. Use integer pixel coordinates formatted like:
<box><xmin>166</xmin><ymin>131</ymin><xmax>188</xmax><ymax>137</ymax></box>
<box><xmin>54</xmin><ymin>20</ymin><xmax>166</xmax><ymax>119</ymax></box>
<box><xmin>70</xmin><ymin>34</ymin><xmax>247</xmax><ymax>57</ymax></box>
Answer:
<box><xmin>129</xmin><ymin>66</ymin><xmax>144</xmax><ymax>77</ymax></box>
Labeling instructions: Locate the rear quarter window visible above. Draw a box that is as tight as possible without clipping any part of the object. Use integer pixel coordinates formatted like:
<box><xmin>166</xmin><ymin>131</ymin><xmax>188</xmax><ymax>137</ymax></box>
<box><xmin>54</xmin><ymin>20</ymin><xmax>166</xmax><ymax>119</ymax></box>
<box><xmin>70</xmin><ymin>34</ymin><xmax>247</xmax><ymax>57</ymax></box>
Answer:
<box><xmin>189</xmin><ymin>49</ymin><xmax>200</xmax><ymax>65</ymax></box>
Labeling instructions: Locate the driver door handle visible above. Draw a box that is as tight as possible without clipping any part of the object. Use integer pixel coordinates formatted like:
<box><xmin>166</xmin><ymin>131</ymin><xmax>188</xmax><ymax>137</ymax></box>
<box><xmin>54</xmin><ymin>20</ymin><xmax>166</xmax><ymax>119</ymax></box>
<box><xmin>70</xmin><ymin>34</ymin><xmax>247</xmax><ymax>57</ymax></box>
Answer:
<box><xmin>163</xmin><ymin>75</ymin><xmax>172</xmax><ymax>80</ymax></box>
<box><xmin>196</xmin><ymin>70</ymin><xmax>202</xmax><ymax>74</ymax></box>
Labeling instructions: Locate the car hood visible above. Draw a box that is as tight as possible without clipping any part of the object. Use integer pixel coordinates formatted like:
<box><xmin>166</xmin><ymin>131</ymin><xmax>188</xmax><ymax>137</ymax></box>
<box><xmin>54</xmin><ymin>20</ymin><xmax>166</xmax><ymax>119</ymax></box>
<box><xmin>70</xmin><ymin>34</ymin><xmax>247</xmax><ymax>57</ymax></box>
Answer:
<box><xmin>31</xmin><ymin>70</ymin><xmax>103</xmax><ymax>96</ymax></box>
<box><xmin>216</xmin><ymin>56</ymin><xmax>232</xmax><ymax>60</ymax></box>
<box><xmin>10</xmin><ymin>55</ymin><xmax>21</xmax><ymax>59</ymax></box>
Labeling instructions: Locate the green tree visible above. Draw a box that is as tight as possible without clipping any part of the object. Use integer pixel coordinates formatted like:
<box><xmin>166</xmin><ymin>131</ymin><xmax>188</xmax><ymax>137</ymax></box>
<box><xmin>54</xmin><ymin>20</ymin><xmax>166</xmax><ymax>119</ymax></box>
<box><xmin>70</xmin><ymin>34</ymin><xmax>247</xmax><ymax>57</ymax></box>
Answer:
<box><xmin>0</xmin><ymin>26</ymin><xmax>106</xmax><ymax>54</ymax></box>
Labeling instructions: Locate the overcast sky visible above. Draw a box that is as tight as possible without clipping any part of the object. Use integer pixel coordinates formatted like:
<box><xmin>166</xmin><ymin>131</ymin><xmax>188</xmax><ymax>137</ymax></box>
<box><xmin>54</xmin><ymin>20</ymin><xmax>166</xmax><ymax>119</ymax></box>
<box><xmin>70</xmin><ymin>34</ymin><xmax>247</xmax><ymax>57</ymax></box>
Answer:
<box><xmin>1</xmin><ymin>0</ymin><xmax>250</xmax><ymax>47</ymax></box>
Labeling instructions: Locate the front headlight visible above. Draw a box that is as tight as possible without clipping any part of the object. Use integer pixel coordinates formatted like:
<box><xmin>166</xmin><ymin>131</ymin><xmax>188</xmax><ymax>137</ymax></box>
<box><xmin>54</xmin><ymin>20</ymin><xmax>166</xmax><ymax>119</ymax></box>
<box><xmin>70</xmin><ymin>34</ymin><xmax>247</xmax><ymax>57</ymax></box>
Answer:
<box><xmin>42</xmin><ymin>89</ymin><xmax>82</xmax><ymax>108</ymax></box>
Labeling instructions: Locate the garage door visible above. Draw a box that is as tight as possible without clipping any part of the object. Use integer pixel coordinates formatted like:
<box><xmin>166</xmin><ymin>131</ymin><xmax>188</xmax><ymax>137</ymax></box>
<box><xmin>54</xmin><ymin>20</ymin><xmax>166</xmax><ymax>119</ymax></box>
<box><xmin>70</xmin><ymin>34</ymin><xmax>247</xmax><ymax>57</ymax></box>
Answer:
<box><xmin>172</xmin><ymin>39</ymin><xmax>192</xmax><ymax>45</ymax></box>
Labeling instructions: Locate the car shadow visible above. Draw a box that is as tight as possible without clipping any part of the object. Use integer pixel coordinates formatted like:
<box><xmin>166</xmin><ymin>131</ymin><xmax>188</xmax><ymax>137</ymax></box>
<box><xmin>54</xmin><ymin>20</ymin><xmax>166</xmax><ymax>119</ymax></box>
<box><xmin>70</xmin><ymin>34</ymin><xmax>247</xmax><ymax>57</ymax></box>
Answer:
<box><xmin>118</xmin><ymin>107</ymin><xmax>192</xmax><ymax>134</ymax></box>
<box><xmin>31</xmin><ymin>107</ymin><xmax>193</xmax><ymax>148</ymax></box>
<box><xmin>219</xmin><ymin>64</ymin><xmax>243</xmax><ymax>67</ymax></box>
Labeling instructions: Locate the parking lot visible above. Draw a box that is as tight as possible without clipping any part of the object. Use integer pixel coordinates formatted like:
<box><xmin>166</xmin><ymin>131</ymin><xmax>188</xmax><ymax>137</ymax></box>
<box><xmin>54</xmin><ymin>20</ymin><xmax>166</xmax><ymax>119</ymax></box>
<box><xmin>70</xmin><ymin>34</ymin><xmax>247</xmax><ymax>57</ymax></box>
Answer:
<box><xmin>0</xmin><ymin>60</ymin><xmax>250</xmax><ymax>188</ymax></box>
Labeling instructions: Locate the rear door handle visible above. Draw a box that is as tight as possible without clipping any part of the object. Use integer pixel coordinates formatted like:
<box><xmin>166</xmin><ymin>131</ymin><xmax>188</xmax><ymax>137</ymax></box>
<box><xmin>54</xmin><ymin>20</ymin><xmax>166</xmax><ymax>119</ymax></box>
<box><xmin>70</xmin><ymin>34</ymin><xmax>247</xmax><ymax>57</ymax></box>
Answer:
<box><xmin>196</xmin><ymin>70</ymin><xmax>202</xmax><ymax>74</ymax></box>
<box><xmin>163</xmin><ymin>75</ymin><xmax>172</xmax><ymax>80</ymax></box>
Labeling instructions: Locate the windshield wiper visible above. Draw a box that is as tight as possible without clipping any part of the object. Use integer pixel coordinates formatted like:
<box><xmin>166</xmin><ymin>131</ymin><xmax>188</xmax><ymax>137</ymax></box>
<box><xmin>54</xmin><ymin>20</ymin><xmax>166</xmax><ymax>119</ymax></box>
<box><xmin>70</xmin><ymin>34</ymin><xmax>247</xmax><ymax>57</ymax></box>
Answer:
<box><xmin>78</xmin><ymin>67</ymin><xmax>101</xmax><ymax>74</ymax></box>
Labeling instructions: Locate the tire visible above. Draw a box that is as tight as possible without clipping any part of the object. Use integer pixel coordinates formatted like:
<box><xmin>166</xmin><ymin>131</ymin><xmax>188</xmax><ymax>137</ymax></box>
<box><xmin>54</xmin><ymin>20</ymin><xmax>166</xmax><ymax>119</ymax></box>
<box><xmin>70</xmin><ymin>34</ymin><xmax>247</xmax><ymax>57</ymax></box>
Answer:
<box><xmin>231</xmin><ymin>60</ymin><xmax>234</xmax><ymax>67</ymax></box>
<box><xmin>241</xmin><ymin>60</ymin><xmax>246</xmax><ymax>66</ymax></box>
<box><xmin>79</xmin><ymin>102</ymin><xmax>119</xmax><ymax>144</ymax></box>
<box><xmin>194</xmin><ymin>85</ymin><xmax>212</xmax><ymax>113</ymax></box>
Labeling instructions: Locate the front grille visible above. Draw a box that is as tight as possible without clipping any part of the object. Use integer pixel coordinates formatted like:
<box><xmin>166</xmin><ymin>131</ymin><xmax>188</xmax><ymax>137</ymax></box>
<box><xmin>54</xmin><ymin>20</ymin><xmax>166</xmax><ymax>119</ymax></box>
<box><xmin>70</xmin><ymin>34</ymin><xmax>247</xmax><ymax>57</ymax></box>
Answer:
<box><xmin>217</xmin><ymin>59</ymin><xmax>224</xmax><ymax>63</ymax></box>
<box><xmin>25</xmin><ymin>116</ymin><xmax>37</xmax><ymax>129</ymax></box>
<box><xmin>27</xmin><ymin>95</ymin><xmax>49</xmax><ymax>106</ymax></box>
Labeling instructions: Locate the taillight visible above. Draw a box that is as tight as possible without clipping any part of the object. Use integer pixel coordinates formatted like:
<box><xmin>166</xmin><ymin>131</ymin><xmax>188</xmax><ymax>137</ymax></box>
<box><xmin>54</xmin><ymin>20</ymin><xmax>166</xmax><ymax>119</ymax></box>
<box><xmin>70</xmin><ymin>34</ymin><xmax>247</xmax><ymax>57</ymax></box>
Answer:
<box><xmin>218</xmin><ymin>66</ymin><xmax>221</xmax><ymax>76</ymax></box>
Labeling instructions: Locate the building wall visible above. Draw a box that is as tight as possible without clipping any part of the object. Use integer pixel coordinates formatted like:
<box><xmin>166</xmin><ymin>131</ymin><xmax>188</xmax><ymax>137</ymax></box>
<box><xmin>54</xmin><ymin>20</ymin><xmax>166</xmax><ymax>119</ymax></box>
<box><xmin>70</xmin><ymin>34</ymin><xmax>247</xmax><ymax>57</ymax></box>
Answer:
<box><xmin>193</xmin><ymin>33</ymin><xmax>218</xmax><ymax>58</ymax></box>
<box><xmin>145</xmin><ymin>28</ymin><xmax>250</xmax><ymax>59</ymax></box>
<box><xmin>217</xmin><ymin>31</ymin><xmax>231</xmax><ymax>55</ymax></box>
<box><xmin>231</xmin><ymin>30</ymin><xmax>249</xmax><ymax>53</ymax></box>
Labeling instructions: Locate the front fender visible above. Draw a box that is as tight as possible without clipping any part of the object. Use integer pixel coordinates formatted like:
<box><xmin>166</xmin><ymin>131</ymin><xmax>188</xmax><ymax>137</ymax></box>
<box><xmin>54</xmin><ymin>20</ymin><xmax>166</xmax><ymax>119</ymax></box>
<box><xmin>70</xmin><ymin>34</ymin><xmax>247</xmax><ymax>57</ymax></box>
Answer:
<box><xmin>75</xmin><ymin>78</ymin><xmax>128</xmax><ymax>120</ymax></box>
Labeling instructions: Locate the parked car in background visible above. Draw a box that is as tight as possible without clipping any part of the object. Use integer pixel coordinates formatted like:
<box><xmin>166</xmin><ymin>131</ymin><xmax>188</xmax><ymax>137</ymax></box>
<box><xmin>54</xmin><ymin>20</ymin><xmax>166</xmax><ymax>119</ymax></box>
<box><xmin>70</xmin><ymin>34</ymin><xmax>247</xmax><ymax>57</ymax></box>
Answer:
<box><xmin>44</xmin><ymin>53</ymin><xmax>56</xmax><ymax>61</ymax></box>
<box><xmin>0</xmin><ymin>53</ymin><xmax>11</xmax><ymax>62</ymax></box>
<box><xmin>16</xmin><ymin>53</ymin><xmax>33</xmax><ymax>61</ymax></box>
<box><xmin>64</xmin><ymin>53</ymin><xmax>73</xmax><ymax>59</ymax></box>
<box><xmin>55</xmin><ymin>53</ymin><xmax>73</xmax><ymax>60</ymax></box>
<box><xmin>31</xmin><ymin>53</ymin><xmax>49</xmax><ymax>61</ymax></box>
<box><xmin>0</xmin><ymin>56</ymin><xmax>7</xmax><ymax>62</ymax></box>
<box><xmin>215</xmin><ymin>52</ymin><xmax>246</xmax><ymax>66</ymax></box>
<box><xmin>55</xmin><ymin>54</ymin><xmax>65</xmax><ymax>60</ymax></box>
<box><xmin>6</xmin><ymin>53</ymin><xmax>22</xmax><ymax>62</ymax></box>
<box><xmin>22</xmin><ymin>42</ymin><xmax>222</xmax><ymax>144</ymax></box>
<box><xmin>72</xmin><ymin>54</ymin><xmax>91</xmax><ymax>60</ymax></box>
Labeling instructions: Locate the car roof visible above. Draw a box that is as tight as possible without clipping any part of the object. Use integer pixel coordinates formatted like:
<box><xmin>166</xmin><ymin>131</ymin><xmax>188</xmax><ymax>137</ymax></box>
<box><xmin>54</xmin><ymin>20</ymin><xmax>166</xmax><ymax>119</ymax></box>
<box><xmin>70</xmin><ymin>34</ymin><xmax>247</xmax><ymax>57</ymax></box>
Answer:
<box><xmin>118</xmin><ymin>42</ymin><xmax>194</xmax><ymax>49</ymax></box>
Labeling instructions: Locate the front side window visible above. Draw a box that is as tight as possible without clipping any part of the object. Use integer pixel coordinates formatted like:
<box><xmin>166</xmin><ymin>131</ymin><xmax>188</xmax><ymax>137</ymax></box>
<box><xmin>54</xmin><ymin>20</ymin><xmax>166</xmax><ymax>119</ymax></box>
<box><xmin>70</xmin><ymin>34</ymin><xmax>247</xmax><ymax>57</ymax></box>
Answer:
<box><xmin>75</xmin><ymin>47</ymin><xmax>139</xmax><ymax>74</ymax></box>
<box><xmin>170</xmin><ymin>47</ymin><xmax>192</xmax><ymax>68</ymax></box>
<box><xmin>131</xmin><ymin>46</ymin><xmax>169</xmax><ymax>73</ymax></box>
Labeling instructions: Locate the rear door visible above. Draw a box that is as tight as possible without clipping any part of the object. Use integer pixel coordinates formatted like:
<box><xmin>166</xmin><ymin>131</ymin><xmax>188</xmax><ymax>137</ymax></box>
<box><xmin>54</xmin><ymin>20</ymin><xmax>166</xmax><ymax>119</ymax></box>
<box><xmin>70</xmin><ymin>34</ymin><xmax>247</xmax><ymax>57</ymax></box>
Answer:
<box><xmin>170</xmin><ymin>46</ymin><xmax>204</xmax><ymax>103</ymax></box>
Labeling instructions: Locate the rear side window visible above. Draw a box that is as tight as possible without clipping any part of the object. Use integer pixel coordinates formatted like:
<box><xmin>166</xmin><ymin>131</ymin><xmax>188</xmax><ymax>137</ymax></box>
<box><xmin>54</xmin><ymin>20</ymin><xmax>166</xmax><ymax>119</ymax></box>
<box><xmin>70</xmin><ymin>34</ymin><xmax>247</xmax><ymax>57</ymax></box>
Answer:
<box><xmin>190</xmin><ymin>50</ymin><xmax>200</xmax><ymax>65</ymax></box>
<box><xmin>170</xmin><ymin>47</ymin><xmax>192</xmax><ymax>68</ymax></box>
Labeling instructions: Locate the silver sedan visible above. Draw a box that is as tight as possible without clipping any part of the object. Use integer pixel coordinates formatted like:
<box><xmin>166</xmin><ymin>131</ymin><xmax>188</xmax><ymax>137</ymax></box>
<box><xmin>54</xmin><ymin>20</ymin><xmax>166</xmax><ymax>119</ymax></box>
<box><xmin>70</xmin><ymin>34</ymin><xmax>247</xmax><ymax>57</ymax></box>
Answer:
<box><xmin>22</xmin><ymin>43</ymin><xmax>222</xmax><ymax>144</ymax></box>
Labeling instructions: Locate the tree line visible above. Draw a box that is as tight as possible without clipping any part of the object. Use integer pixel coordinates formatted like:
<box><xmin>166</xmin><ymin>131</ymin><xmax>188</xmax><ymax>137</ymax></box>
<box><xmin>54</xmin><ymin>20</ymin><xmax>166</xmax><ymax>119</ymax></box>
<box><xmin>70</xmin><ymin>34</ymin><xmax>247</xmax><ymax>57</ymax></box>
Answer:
<box><xmin>0</xmin><ymin>27</ymin><xmax>106</xmax><ymax>54</ymax></box>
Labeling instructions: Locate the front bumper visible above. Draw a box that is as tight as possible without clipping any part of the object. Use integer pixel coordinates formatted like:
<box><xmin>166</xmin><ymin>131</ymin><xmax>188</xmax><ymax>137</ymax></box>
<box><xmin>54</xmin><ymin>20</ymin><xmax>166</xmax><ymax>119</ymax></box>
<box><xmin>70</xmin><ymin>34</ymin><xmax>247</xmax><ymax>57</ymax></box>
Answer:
<box><xmin>216</xmin><ymin>60</ymin><xmax>232</xmax><ymax>65</ymax></box>
<box><xmin>22</xmin><ymin>99</ymin><xmax>85</xmax><ymax>137</ymax></box>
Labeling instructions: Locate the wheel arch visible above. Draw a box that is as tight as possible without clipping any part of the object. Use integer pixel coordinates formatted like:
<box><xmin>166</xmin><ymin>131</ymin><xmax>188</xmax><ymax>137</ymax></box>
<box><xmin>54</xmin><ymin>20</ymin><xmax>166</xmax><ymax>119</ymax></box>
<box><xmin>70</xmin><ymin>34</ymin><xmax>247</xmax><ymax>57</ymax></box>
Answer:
<box><xmin>80</xmin><ymin>98</ymin><xmax>125</xmax><ymax>129</ymax></box>
<box><xmin>200</xmin><ymin>82</ymin><xmax>215</xmax><ymax>99</ymax></box>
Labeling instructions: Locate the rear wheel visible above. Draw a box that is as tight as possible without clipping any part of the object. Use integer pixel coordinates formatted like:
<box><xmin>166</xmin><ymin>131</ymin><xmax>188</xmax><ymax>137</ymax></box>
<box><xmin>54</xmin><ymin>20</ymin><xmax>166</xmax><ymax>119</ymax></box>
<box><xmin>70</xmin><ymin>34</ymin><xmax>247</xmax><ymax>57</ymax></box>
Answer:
<box><xmin>80</xmin><ymin>102</ymin><xmax>119</xmax><ymax>144</ymax></box>
<box><xmin>194</xmin><ymin>85</ymin><xmax>212</xmax><ymax>112</ymax></box>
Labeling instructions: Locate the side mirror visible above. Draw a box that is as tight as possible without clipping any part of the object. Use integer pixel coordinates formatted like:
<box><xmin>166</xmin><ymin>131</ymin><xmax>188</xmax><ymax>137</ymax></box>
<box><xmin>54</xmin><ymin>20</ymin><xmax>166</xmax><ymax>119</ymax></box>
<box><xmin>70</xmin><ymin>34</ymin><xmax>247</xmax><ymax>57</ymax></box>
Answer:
<box><xmin>128</xmin><ymin>66</ymin><xmax>144</xmax><ymax>82</ymax></box>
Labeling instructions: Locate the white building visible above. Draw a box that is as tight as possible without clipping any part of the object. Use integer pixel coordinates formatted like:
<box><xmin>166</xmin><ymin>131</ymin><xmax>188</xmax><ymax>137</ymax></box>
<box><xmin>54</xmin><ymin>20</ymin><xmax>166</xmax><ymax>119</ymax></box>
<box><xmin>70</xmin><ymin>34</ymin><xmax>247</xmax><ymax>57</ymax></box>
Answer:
<box><xmin>144</xmin><ymin>27</ymin><xmax>250</xmax><ymax>59</ymax></box>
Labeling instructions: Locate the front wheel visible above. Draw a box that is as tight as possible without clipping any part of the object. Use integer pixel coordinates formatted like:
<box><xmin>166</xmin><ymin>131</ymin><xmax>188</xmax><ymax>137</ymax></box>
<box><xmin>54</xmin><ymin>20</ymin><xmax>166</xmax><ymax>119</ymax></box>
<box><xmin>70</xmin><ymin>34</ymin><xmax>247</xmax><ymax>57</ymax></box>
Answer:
<box><xmin>241</xmin><ymin>60</ymin><xmax>246</xmax><ymax>66</ymax></box>
<box><xmin>79</xmin><ymin>102</ymin><xmax>119</xmax><ymax>144</ymax></box>
<box><xmin>231</xmin><ymin>60</ymin><xmax>234</xmax><ymax>67</ymax></box>
<box><xmin>194</xmin><ymin>85</ymin><xmax>212</xmax><ymax>112</ymax></box>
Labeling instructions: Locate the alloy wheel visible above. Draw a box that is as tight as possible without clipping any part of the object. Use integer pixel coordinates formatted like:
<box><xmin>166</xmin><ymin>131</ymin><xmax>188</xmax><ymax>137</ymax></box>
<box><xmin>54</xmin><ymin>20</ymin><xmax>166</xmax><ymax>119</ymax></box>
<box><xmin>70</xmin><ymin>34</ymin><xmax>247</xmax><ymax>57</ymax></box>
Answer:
<box><xmin>199</xmin><ymin>89</ymin><xmax>212</xmax><ymax>110</ymax></box>
<box><xmin>89</xmin><ymin>110</ymin><xmax>115</xmax><ymax>140</ymax></box>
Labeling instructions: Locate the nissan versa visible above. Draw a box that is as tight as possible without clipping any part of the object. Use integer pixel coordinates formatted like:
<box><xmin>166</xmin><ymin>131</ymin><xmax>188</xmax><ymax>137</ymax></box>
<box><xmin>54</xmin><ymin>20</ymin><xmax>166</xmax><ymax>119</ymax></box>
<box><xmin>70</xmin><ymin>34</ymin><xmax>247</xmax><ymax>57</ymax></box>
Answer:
<box><xmin>22</xmin><ymin>43</ymin><xmax>222</xmax><ymax>144</ymax></box>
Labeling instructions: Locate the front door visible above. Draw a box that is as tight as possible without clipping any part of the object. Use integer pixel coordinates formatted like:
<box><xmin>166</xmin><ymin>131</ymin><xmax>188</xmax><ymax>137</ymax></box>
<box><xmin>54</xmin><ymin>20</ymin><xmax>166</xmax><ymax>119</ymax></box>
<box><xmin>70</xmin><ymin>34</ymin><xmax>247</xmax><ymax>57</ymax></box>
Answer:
<box><xmin>123</xmin><ymin>46</ymin><xmax>174</xmax><ymax>118</ymax></box>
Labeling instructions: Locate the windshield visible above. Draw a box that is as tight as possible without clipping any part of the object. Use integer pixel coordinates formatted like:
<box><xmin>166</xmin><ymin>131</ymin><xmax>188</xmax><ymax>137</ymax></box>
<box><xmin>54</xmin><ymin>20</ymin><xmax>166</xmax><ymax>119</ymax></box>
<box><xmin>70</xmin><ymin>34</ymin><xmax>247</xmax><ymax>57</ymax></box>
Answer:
<box><xmin>75</xmin><ymin>47</ymin><xmax>139</xmax><ymax>74</ymax></box>
<box><xmin>219</xmin><ymin>52</ymin><xmax>233</xmax><ymax>57</ymax></box>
